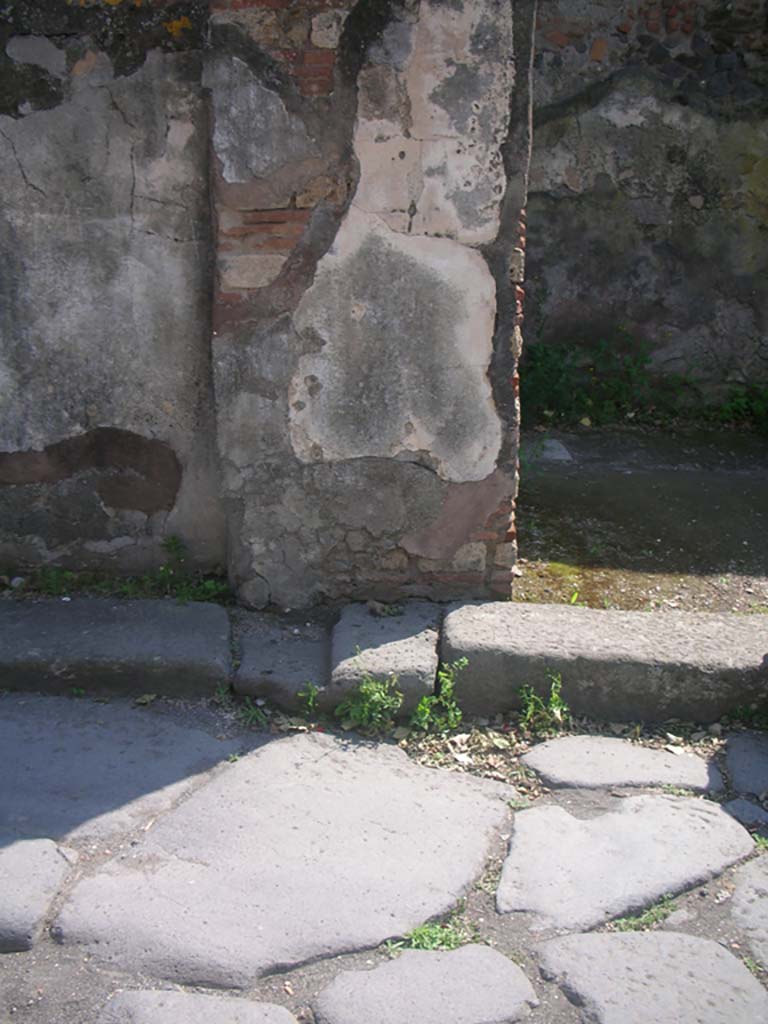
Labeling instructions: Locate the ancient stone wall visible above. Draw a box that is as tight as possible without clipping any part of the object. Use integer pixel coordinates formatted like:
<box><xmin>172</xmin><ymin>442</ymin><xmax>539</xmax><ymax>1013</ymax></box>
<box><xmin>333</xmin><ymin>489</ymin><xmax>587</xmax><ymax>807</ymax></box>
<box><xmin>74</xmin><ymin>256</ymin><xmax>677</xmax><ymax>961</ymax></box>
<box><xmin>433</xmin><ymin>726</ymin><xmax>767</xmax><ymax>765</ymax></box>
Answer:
<box><xmin>0</xmin><ymin>0</ymin><xmax>226</xmax><ymax>572</ymax></box>
<box><xmin>1</xmin><ymin>0</ymin><xmax>534</xmax><ymax>607</ymax></box>
<box><xmin>526</xmin><ymin>0</ymin><xmax>768</xmax><ymax>394</ymax></box>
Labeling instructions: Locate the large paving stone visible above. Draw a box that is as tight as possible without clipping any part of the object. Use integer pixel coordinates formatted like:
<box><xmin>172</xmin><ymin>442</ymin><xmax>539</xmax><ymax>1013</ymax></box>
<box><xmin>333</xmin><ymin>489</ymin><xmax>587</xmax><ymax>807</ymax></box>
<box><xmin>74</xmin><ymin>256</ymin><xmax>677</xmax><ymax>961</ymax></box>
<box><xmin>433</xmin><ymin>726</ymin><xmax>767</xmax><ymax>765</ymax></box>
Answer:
<box><xmin>0</xmin><ymin>838</ymin><xmax>71</xmax><ymax>951</ymax></box>
<box><xmin>723</xmin><ymin>798</ymin><xmax>768</xmax><ymax>829</ymax></box>
<box><xmin>537</xmin><ymin>932</ymin><xmax>768</xmax><ymax>1024</ymax></box>
<box><xmin>726</xmin><ymin>732</ymin><xmax>768</xmax><ymax>796</ymax></box>
<box><xmin>731</xmin><ymin>856</ymin><xmax>768</xmax><ymax>968</ymax></box>
<box><xmin>441</xmin><ymin>602</ymin><xmax>768</xmax><ymax>721</ymax></box>
<box><xmin>0</xmin><ymin>694</ymin><xmax>238</xmax><ymax>842</ymax></box>
<box><xmin>497</xmin><ymin>795</ymin><xmax>753</xmax><ymax>932</ymax></box>
<box><xmin>54</xmin><ymin>732</ymin><xmax>511</xmax><ymax>987</ymax></box>
<box><xmin>313</xmin><ymin>945</ymin><xmax>538</xmax><ymax>1024</ymax></box>
<box><xmin>233</xmin><ymin>612</ymin><xmax>330</xmax><ymax>711</ymax></box>
<box><xmin>99</xmin><ymin>991</ymin><xmax>297</xmax><ymax>1024</ymax></box>
<box><xmin>522</xmin><ymin>736</ymin><xmax>722</xmax><ymax>793</ymax></box>
<box><xmin>0</xmin><ymin>599</ymin><xmax>231</xmax><ymax>697</ymax></box>
<box><xmin>328</xmin><ymin>602</ymin><xmax>440</xmax><ymax>714</ymax></box>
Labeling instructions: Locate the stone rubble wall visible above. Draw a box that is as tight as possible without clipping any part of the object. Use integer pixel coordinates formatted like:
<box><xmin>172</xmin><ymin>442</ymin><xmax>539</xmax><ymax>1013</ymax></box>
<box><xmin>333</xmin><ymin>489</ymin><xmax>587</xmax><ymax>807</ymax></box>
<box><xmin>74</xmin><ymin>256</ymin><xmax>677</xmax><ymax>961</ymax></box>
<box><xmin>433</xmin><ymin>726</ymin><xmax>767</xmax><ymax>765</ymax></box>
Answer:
<box><xmin>526</xmin><ymin>0</ymin><xmax>768</xmax><ymax>393</ymax></box>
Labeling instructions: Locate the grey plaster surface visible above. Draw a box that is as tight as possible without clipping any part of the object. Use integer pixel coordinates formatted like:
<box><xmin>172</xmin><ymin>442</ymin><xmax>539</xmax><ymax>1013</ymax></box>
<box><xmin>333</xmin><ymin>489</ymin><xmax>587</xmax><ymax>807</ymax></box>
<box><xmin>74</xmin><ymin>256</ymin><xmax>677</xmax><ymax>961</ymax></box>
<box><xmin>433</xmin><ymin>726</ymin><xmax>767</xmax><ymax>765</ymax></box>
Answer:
<box><xmin>726</xmin><ymin>732</ymin><xmax>768</xmax><ymax>796</ymax></box>
<box><xmin>0</xmin><ymin>839</ymin><xmax>71</xmax><ymax>951</ymax></box>
<box><xmin>55</xmin><ymin>732</ymin><xmax>511</xmax><ymax>987</ymax></box>
<box><xmin>522</xmin><ymin>736</ymin><xmax>722</xmax><ymax>793</ymax></box>
<box><xmin>313</xmin><ymin>945</ymin><xmax>538</xmax><ymax>1024</ymax></box>
<box><xmin>329</xmin><ymin>602</ymin><xmax>440</xmax><ymax>714</ymax></box>
<box><xmin>537</xmin><ymin>932</ymin><xmax>768</xmax><ymax>1024</ymax></box>
<box><xmin>0</xmin><ymin>693</ymin><xmax>238</xmax><ymax>842</ymax></box>
<box><xmin>731</xmin><ymin>856</ymin><xmax>768</xmax><ymax>968</ymax></box>
<box><xmin>442</xmin><ymin>602</ymin><xmax>768</xmax><ymax>721</ymax></box>
<box><xmin>0</xmin><ymin>598</ymin><xmax>230</xmax><ymax>697</ymax></box>
<box><xmin>233</xmin><ymin>613</ymin><xmax>329</xmax><ymax>710</ymax></box>
<box><xmin>496</xmin><ymin>795</ymin><xmax>753</xmax><ymax>931</ymax></box>
<box><xmin>99</xmin><ymin>991</ymin><xmax>298</xmax><ymax>1024</ymax></box>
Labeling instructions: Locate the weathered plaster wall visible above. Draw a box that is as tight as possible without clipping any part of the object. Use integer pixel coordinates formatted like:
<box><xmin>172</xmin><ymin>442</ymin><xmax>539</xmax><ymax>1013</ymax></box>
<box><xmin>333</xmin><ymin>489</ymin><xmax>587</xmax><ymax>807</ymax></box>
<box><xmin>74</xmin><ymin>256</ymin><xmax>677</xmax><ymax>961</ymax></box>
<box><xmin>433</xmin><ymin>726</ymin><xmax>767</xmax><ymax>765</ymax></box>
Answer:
<box><xmin>209</xmin><ymin>0</ymin><xmax>533</xmax><ymax>608</ymax></box>
<box><xmin>526</xmin><ymin>0</ymin><xmax>768</xmax><ymax>392</ymax></box>
<box><xmin>0</xmin><ymin>2</ymin><xmax>226</xmax><ymax>571</ymax></box>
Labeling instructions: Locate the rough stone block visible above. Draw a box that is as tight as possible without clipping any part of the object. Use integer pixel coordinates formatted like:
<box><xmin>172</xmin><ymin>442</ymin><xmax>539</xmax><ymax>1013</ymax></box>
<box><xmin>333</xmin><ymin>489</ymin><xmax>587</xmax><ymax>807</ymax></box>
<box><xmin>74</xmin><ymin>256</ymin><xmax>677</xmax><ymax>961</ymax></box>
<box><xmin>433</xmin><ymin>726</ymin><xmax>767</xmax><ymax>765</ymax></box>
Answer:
<box><xmin>313</xmin><ymin>945</ymin><xmax>538</xmax><ymax>1024</ymax></box>
<box><xmin>0</xmin><ymin>838</ymin><xmax>70</xmax><ymax>951</ymax></box>
<box><xmin>99</xmin><ymin>991</ymin><xmax>297</xmax><ymax>1024</ymax></box>
<box><xmin>731</xmin><ymin>857</ymin><xmax>768</xmax><ymax>968</ymax></box>
<box><xmin>0</xmin><ymin>598</ymin><xmax>231</xmax><ymax>697</ymax></box>
<box><xmin>329</xmin><ymin>601</ymin><xmax>440</xmax><ymax>714</ymax></box>
<box><xmin>725</xmin><ymin>732</ymin><xmax>768</xmax><ymax>796</ymax></box>
<box><xmin>497</xmin><ymin>795</ymin><xmax>753</xmax><ymax>932</ymax></box>
<box><xmin>442</xmin><ymin>603</ymin><xmax>768</xmax><ymax>722</ymax></box>
<box><xmin>523</xmin><ymin>736</ymin><xmax>723</xmax><ymax>793</ymax></box>
<box><xmin>537</xmin><ymin>932</ymin><xmax>768</xmax><ymax>1024</ymax></box>
<box><xmin>233</xmin><ymin>613</ymin><xmax>330</xmax><ymax>710</ymax></box>
<box><xmin>54</xmin><ymin>732</ymin><xmax>511</xmax><ymax>987</ymax></box>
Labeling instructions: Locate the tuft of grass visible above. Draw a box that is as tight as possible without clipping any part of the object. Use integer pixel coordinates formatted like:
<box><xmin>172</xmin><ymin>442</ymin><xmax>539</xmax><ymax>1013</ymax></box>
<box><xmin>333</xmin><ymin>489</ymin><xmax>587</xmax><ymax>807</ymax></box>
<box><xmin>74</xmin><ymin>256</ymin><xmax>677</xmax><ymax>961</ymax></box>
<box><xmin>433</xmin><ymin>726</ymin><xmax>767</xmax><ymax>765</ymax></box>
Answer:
<box><xmin>386</xmin><ymin>912</ymin><xmax>477</xmax><ymax>954</ymax></box>
<box><xmin>754</xmin><ymin>834</ymin><xmax>768</xmax><ymax>851</ymax></box>
<box><xmin>335</xmin><ymin>672</ymin><xmax>403</xmax><ymax>735</ymax></box>
<box><xmin>410</xmin><ymin>659</ymin><xmax>467</xmax><ymax>734</ymax></box>
<box><xmin>297</xmin><ymin>681</ymin><xmax>321</xmax><ymax>716</ymax></box>
<box><xmin>237</xmin><ymin>697</ymin><xmax>269</xmax><ymax>729</ymax></box>
<box><xmin>612</xmin><ymin>895</ymin><xmax>676</xmax><ymax>932</ymax></box>
<box><xmin>518</xmin><ymin>672</ymin><xmax>571</xmax><ymax>735</ymax></box>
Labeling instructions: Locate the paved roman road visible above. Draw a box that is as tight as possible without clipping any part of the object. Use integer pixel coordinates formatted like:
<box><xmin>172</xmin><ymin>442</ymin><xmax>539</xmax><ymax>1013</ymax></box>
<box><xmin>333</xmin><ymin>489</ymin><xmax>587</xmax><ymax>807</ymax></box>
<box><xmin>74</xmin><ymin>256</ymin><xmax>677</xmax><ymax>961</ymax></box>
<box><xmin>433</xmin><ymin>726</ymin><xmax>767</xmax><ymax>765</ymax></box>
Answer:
<box><xmin>1</xmin><ymin>694</ymin><xmax>767</xmax><ymax>1023</ymax></box>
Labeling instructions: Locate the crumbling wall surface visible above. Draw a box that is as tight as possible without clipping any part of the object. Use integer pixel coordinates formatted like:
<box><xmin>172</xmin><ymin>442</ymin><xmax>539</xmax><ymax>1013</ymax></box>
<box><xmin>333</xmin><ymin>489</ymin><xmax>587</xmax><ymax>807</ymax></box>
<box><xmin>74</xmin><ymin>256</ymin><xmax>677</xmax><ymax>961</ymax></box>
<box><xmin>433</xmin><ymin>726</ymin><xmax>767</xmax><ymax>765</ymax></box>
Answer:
<box><xmin>527</xmin><ymin>0</ymin><xmax>768</xmax><ymax>392</ymax></box>
<box><xmin>209</xmin><ymin>0</ymin><xmax>534</xmax><ymax>609</ymax></box>
<box><xmin>0</xmin><ymin>1</ymin><xmax>226</xmax><ymax>571</ymax></box>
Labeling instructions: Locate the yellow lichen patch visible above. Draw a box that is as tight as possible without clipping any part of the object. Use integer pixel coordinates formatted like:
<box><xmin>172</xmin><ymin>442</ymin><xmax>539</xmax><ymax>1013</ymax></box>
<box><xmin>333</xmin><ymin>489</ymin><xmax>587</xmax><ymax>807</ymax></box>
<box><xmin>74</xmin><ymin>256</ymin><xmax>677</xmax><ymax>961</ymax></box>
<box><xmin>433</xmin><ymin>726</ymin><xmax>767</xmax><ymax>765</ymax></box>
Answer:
<box><xmin>164</xmin><ymin>15</ymin><xmax>192</xmax><ymax>39</ymax></box>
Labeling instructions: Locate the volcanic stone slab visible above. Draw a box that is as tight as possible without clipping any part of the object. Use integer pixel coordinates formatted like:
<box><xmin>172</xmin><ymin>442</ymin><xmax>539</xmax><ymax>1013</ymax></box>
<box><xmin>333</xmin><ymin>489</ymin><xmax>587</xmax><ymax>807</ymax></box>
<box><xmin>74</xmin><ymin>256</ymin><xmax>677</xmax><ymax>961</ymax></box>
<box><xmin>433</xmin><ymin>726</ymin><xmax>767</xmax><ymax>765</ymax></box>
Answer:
<box><xmin>522</xmin><ymin>736</ymin><xmax>722</xmax><ymax>793</ymax></box>
<box><xmin>0</xmin><ymin>694</ymin><xmax>238</xmax><ymax>842</ymax></box>
<box><xmin>0</xmin><ymin>598</ymin><xmax>231</xmax><ymax>697</ymax></box>
<box><xmin>99</xmin><ymin>991</ymin><xmax>297</xmax><ymax>1024</ymax></box>
<box><xmin>233</xmin><ymin>613</ymin><xmax>330</xmax><ymax>711</ymax></box>
<box><xmin>329</xmin><ymin>602</ymin><xmax>440</xmax><ymax>714</ymax></box>
<box><xmin>723</xmin><ymin>798</ymin><xmax>768</xmax><ymax>828</ymax></box>
<box><xmin>731</xmin><ymin>857</ymin><xmax>768</xmax><ymax>967</ymax></box>
<box><xmin>725</xmin><ymin>732</ymin><xmax>768</xmax><ymax>796</ymax></box>
<box><xmin>313</xmin><ymin>945</ymin><xmax>538</xmax><ymax>1024</ymax></box>
<box><xmin>55</xmin><ymin>732</ymin><xmax>511</xmax><ymax>987</ymax></box>
<box><xmin>441</xmin><ymin>602</ymin><xmax>768</xmax><ymax>721</ymax></box>
<box><xmin>0</xmin><ymin>838</ymin><xmax>70</xmax><ymax>951</ymax></box>
<box><xmin>537</xmin><ymin>932</ymin><xmax>768</xmax><ymax>1024</ymax></box>
<box><xmin>496</xmin><ymin>795</ymin><xmax>753</xmax><ymax>931</ymax></box>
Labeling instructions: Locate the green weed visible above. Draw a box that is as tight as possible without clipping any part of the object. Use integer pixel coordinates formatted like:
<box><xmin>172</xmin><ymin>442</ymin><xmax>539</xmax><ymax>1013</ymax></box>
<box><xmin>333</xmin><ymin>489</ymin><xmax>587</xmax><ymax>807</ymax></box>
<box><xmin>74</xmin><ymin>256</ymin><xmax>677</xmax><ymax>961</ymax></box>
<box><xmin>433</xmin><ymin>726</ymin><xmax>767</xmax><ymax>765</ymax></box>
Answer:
<box><xmin>335</xmin><ymin>673</ymin><xmax>403</xmax><ymax>735</ymax></box>
<box><xmin>387</xmin><ymin>913</ymin><xmax>477</xmax><ymax>954</ymax></box>
<box><xmin>754</xmin><ymin>835</ymin><xmax>768</xmax><ymax>851</ymax></box>
<box><xmin>237</xmin><ymin>697</ymin><xmax>268</xmax><ymax>729</ymax></box>
<box><xmin>297</xmin><ymin>682</ymin><xmax>321</xmax><ymax>716</ymax></box>
<box><xmin>518</xmin><ymin>672</ymin><xmax>571</xmax><ymax>734</ymax></box>
<box><xmin>410</xmin><ymin>658</ymin><xmax>467</xmax><ymax>734</ymax></box>
<box><xmin>612</xmin><ymin>895</ymin><xmax>676</xmax><ymax>931</ymax></box>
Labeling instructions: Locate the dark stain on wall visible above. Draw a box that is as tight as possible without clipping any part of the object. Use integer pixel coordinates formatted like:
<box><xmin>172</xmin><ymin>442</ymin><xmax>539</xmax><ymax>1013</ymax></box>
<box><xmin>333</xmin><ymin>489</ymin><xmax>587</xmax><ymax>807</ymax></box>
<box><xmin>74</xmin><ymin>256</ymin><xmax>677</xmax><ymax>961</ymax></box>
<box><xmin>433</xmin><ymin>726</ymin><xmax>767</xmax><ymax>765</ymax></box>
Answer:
<box><xmin>0</xmin><ymin>428</ymin><xmax>182</xmax><ymax>516</ymax></box>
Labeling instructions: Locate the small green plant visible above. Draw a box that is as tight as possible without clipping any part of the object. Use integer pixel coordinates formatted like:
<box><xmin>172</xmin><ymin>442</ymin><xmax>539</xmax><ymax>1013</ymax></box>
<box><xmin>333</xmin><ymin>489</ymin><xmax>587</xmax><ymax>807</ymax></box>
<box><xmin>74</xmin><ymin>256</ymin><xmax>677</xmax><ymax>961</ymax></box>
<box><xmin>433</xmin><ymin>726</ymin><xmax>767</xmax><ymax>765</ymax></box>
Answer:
<box><xmin>387</xmin><ymin>911</ymin><xmax>477</xmax><ymax>954</ymax></box>
<box><xmin>410</xmin><ymin>658</ymin><xmax>467</xmax><ymax>734</ymax></box>
<box><xmin>518</xmin><ymin>672</ymin><xmax>571</xmax><ymax>734</ymax></box>
<box><xmin>237</xmin><ymin>697</ymin><xmax>268</xmax><ymax>729</ymax></box>
<box><xmin>727</xmin><ymin>704</ymin><xmax>768</xmax><ymax>731</ymax></box>
<box><xmin>335</xmin><ymin>672</ymin><xmax>403</xmax><ymax>735</ymax></box>
<box><xmin>612</xmin><ymin>895</ymin><xmax>676</xmax><ymax>932</ymax></box>
<box><xmin>743</xmin><ymin>955</ymin><xmax>764</xmax><ymax>976</ymax></box>
<box><xmin>212</xmin><ymin>683</ymin><xmax>233</xmax><ymax>707</ymax></box>
<box><xmin>662</xmin><ymin>785</ymin><xmax>695</xmax><ymax>797</ymax></box>
<box><xmin>70</xmin><ymin>687</ymin><xmax>85</xmax><ymax>698</ymax></box>
<box><xmin>297</xmin><ymin>681</ymin><xmax>321</xmax><ymax>716</ymax></box>
<box><xmin>754</xmin><ymin>834</ymin><xmax>768</xmax><ymax>851</ymax></box>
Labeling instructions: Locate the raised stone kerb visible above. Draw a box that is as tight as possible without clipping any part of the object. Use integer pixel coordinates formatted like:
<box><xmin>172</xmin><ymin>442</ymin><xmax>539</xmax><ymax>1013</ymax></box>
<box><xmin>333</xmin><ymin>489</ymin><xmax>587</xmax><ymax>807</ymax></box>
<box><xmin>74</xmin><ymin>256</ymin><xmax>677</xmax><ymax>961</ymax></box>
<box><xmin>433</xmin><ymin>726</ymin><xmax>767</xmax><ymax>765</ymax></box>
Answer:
<box><xmin>0</xmin><ymin>598</ymin><xmax>231</xmax><ymax>697</ymax></box>
<box><xmin>328</xmin><ymin>600</ymin><xmax>440</xmax><ymax>715</ymax></box>
<box><xmin>442</xmin><ymin>602</ymin><xmax>768</xmax><ymax>722</ymax></box>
